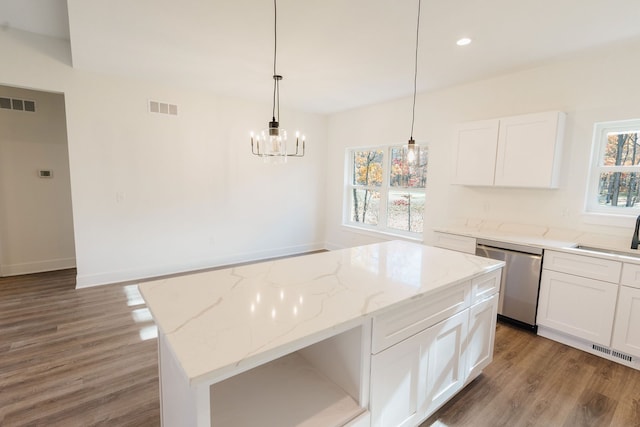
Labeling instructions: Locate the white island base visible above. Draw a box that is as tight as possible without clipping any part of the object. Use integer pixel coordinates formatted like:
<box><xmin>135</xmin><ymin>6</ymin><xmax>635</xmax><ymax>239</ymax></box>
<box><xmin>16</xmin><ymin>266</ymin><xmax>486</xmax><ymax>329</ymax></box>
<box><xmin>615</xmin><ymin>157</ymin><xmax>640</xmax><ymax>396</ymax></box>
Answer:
<box><xmin>140</xmin><ymin>241</ymin><xmax>503</xmax><ymax>427</ymax></box>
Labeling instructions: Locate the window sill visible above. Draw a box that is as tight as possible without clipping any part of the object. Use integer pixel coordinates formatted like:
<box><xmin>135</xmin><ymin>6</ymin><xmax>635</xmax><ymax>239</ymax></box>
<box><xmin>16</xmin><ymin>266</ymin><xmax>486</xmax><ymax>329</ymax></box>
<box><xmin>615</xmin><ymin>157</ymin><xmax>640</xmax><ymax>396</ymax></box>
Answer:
<box><xmin>341</xmin><ymin>223</ymin><xmax>424</xmax><ymax>243</ymax></box>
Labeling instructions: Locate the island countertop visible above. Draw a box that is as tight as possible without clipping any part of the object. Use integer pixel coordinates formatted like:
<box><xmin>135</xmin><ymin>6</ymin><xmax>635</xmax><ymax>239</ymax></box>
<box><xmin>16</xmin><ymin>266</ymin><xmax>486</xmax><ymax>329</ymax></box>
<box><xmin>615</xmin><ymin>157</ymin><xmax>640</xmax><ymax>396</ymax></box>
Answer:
<box><xmin>138</xmin><ymin>240</ymin><xmax>503</xmax><ymax>386</ymax></box>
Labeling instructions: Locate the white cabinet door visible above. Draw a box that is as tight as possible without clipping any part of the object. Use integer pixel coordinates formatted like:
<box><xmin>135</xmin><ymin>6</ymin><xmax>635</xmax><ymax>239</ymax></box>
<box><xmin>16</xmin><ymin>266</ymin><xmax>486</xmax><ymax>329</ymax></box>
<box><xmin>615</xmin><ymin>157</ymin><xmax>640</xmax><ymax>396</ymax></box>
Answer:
<box><xmin>370</xmin><ymin>327</ymin><xmax>426</xmax><ymax>427</ymax></box>
<box><xmin>371</xmin><ymin>309</ymin><xmax>470</xmax><ymax>426</ymax></box>
<box><xmin>612</xmin><ymin>286</ymin><xmax>640</xmax><ymax>357</ymax></box>
<box><xmin>432</xmin><ymin>231</ymin><xmax>477</xmax><ymax>254</ymax></box>
<box><xmin>537</xmin><ymin>269</ymin><xmax>618</xmax><ymax>346</ymax></box>
<box><xmin>453</xmin><ymin>119</ymin><xmax>499</xmax><ymax>186</ymax></box>
<box><xmin>465</xmin><ymin>294</ymin><xmax>499</xmax><ymax>382</ymax></box>
<box><xmin>420</xmin><ymin>310</ymin><xmax>468</xmax><ymax>417</ymax></box>
<box><xmin>494</xmin><ymin>111</ymin><xmax>565</xmax><ymax>188</ymax></box>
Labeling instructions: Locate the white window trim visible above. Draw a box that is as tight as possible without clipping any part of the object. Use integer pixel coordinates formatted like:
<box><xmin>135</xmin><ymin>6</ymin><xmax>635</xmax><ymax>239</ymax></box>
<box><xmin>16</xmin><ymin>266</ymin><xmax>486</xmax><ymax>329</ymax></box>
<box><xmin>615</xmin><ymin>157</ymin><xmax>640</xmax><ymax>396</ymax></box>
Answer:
<box><xmin>585</xmin><ymin>118</ymin><xmax>640</xmax><ymax>217</ymax></box>
<box><xmin>343</xmin><ymin>144</ymin><xmax>426</xmax><ymax>239</ymax></box>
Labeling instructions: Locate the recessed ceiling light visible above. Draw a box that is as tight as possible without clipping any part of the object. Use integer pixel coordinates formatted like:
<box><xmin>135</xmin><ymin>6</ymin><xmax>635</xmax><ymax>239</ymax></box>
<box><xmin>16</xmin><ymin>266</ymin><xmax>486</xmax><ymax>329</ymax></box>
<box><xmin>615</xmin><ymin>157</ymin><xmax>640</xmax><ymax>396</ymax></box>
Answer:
<box><xmin>456</xmin><ymin>37</ymin><xmax>472</xmax><ymax>46</ymax></box>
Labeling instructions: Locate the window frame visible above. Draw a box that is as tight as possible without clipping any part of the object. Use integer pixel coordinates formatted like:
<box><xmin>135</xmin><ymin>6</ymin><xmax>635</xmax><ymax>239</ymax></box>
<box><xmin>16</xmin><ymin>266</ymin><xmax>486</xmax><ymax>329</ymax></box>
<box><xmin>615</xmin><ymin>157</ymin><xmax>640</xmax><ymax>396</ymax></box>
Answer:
<box><xmin>586</xmin><ymin>119</ymin><xmax>640</xmax><ymax>216</ymax></box>
<box><xmin>344</xmin><ymin>144</ymin><xmax>427</xmax><ymax>239</ymax></box>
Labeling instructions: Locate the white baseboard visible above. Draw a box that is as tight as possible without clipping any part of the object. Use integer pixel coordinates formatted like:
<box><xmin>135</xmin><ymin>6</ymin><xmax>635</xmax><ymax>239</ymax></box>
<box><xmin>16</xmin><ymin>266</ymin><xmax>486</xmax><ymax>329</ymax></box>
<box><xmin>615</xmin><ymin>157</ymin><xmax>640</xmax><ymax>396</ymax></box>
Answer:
<box><xmin>537</xmin><ymin>325</ymin><xmax>640</xmax><ymax>371</ymax></box>
<box><xmin>75</xmin><ymin>242</ymin><xmax>327</xmax><ymax>289</ymax></box>
<box><xmin>0</xmin><ymin>257</ymin><xmax>76</xmax><ymax>277</ymax></box>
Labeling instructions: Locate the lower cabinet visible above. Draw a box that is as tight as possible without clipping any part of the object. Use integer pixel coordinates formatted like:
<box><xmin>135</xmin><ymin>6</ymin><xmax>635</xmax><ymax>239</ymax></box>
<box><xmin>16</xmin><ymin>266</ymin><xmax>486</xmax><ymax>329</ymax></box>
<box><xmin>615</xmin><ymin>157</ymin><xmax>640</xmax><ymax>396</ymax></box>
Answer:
<box><xmin>465</xmin><ymin>293</ymin><xmax>499</xmax><ymax>381</ymax></box>
<box><xmin>369</xmin><ymin>326</ymin><xmax>425</xmax><ymax>427</ymax></box>
<box><xmin>420</xmin><ymin>310</ymin><xmax>468</xmax><ymax>416</ymax></box>
<box><xmin>612</xmin><ymin>285</ymin><xmax>640</xmax><ymax>357</ymax></box>
<box><xmin>537</xmin><ymin>269</ymin><xmax>618</xmax><ymax>346</ymax></box>
<box><xmin>370</xmin><ymin>294</ymin><xmax>498</xmax><ymax>427</ymax></box>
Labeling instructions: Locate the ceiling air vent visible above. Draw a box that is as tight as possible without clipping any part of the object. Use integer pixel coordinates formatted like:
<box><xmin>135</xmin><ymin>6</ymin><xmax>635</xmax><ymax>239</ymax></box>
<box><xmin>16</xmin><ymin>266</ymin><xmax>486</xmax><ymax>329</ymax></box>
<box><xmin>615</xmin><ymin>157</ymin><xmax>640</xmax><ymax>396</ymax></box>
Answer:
<box><xmin>149</xmin><ymin>100</ymin><xmax>178</xmax><ymax>116</ymax></box>
<box><xmin>0</xmin><ymin>96</ymin><xmax>36</xmax><ymax>113</ymax></box>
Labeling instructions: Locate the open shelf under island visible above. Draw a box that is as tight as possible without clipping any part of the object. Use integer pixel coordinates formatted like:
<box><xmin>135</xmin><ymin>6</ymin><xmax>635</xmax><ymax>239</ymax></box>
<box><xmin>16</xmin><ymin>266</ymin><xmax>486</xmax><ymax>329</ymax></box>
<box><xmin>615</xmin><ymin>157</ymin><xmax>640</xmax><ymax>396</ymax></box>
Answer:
<box><xmin>138</xmin><ymin>240</ymin><xmax>504</xmax><ymax>427</ymax></box>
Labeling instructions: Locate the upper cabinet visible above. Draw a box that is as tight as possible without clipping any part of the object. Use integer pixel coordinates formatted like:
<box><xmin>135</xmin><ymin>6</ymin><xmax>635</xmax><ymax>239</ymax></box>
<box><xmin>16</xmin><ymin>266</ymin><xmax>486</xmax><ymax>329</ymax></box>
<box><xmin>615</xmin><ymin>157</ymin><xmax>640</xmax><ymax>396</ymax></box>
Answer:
<box><xmin>453</xmin><ymin>111</ymin><xmax>566</xmax><ymax>188</ymax></box>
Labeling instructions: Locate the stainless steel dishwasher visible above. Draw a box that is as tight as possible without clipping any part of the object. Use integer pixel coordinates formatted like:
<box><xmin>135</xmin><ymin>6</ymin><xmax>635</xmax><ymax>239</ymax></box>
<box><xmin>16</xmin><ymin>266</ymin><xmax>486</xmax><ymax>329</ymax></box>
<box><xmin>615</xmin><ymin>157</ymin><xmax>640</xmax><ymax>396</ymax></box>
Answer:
<box><xmin>475</xmin><ymin>238</ymin><xmax>543</xmax><ymax>331</ymax></box>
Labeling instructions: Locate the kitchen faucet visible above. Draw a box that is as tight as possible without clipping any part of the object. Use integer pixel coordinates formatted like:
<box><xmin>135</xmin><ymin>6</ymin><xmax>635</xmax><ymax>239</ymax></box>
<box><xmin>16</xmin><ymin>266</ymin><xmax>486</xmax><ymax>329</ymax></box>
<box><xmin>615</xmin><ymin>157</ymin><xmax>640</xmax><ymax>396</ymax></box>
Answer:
<box><xmin>632</xmin><ymin>214</ymin><xmax>640</xmax><ymax>249</ymax></box>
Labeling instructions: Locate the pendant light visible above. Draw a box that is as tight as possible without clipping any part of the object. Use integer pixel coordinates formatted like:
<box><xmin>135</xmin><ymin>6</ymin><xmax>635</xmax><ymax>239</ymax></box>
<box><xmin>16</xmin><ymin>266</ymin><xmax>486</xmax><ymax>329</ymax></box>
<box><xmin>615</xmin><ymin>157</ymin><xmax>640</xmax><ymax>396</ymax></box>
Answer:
<box><xmin>406</xmin><ymin>0</ymin><xmax>422</xmax><ymax>165</ymax></box>
<box><xmin>250</xmin><ymin>0</ymin><xmax>305</xmax><ymax>162</ymax></box>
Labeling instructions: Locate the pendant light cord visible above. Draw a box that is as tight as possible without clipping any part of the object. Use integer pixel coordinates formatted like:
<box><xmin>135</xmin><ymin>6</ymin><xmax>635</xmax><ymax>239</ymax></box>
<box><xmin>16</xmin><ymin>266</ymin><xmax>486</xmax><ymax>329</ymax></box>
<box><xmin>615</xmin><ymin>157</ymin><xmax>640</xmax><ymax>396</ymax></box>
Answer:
<box><xmin>272</xmin><ymin>0</ymin><xmax>279</xmax><ymax>123</ymax></box>
<box><xmin>410</xmin><ymin>0</ymin><xmax>421</xmax><ymax>141</ymax></box>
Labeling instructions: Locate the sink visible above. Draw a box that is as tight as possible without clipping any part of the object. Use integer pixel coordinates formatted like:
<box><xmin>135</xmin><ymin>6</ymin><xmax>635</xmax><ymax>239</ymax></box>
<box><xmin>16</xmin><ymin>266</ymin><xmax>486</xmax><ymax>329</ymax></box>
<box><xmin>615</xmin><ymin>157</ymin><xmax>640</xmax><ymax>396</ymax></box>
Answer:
<box><xmin>575</xmin><ymin>245</ymin><xmax>640</xmax><ymax>259</ymax></box>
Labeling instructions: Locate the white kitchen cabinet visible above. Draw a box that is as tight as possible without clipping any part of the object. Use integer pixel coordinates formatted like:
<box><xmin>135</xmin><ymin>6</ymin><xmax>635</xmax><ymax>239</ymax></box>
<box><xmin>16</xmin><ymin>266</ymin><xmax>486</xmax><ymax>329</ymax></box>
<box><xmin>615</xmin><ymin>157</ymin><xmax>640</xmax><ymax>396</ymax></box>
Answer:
<box><xmin>612</xmin><ymin>285</ymin><xmax>640</xmax><ymax>358</ymax></box>
<box><xmin>420</xmin><ymin>310</ymin><xmax>468</xmax><ymax>416</ymax></box>
<box><xmin>465</xmin><ymin>293</ymin><xmax>499</xmax><ymax>382</ymax></box>
<box><xmin>453</xmin><ymin>111</ymin><xmax>565</xmax><ymax>188</ymax></box>
<box><xmin>620</xmin><ymin>262</ymin><xmax>640</xmax><ymax>289</ymax></box>
<box><xmin>370</xmin><ymin>309</ymin><xmax>469</xmax><ymax>427</ymax></box>
<box><xmin>453</xmin><ymin>119</ymin><xmax>499</xmax><ymax>186</ymax></box>
<box><xmin>370</xmin><ymin>326</ymin><xmax>424</xmax><ymax>427</ymax></box>
<box><xmin>432</xmin><ymin>231</ymin><xmax>476</xmax><ymax>255</ymax></box>
<box><xmin>542</xmin><ymin>250</ymin><xmax>621</xmax><ymax>283</ymax></box>
<box><xmin>494</xmin><ymin>111</ymin><xmax>565</xmax><ymax>187</ymax></box>
<box><xmin>537</xmin><ymin>251</ymin><xmax>640</xmax><ymax>371</ymax></box>
<box><xmin>537</xmin><ymin>269</ymin><xmax>618</xmax><ymax>346</ymax></box>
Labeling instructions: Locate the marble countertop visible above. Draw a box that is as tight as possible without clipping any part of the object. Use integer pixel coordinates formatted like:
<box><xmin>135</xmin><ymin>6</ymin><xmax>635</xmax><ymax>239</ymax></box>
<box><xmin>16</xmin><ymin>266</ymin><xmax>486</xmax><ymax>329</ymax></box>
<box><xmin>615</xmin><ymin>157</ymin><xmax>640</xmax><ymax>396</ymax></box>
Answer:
<box><xmin>138</xmin><ymin>240</ymin><xmax>503</xmax><ymax>385</ymax></box>
<box><xmin>434</xmin><ymin>225</ymin><xmax>640</xmax><ymax>263</ymax></box>
<box><xmin>434</xmin><ymin>227</ymin><xmax>577</xmax><ymax>250</ymax></box>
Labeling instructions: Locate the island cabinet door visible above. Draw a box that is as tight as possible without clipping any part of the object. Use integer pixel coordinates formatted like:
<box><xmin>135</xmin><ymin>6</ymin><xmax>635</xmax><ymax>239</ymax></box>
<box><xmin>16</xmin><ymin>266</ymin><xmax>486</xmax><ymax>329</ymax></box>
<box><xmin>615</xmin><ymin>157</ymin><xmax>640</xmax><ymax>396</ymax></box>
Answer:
<box><xmin>465</xmin><ymin>293</ymin><xmax>499</xmax><ymax>382</ymax></box>
<box><xmin>369</xmin><ymin>327</ymin><xmax>429</xmax><ymax>427</ymax></box>
<box><xmin>419</xmin><ymin>309</ymin><xmax>469</xmax><ymax>418</ymax></box>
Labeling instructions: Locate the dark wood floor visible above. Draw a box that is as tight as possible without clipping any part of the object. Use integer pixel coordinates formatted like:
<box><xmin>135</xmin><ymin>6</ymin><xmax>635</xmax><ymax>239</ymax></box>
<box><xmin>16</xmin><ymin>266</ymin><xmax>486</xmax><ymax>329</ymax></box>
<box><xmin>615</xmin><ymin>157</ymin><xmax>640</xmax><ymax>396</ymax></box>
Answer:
<box><xmin>1</xmin><ymin>269</ymin><xmax>639</xmax><ymax>426</ymax></box>
<box><xmin>0</xmin><ymin>269</ymin><xmax>159</xmax><ymax>426</ymax></box>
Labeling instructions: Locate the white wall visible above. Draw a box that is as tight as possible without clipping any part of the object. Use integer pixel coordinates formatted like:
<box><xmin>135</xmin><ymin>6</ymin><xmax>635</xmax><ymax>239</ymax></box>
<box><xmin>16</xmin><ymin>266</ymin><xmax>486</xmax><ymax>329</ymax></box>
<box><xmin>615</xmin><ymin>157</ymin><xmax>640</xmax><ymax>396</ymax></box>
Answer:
<box><xmin>325</xmin><ymin>39</ymin><xmax>640</xmax><ymax>249</ymax></box>
<box><xmin>0</xmin><ymin>86</ymin><xmax>76</xmax><ymax>275</ymax></box>
<box><xmin>0</xmin><ymin>29</ymin><xmax>327</xmax><ymax>287</ymax></box>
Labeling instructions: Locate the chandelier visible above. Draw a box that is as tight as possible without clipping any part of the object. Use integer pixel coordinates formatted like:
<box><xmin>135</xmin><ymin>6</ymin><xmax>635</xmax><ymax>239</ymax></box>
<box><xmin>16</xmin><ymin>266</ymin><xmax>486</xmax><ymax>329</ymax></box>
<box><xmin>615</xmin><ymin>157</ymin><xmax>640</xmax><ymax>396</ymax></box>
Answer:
<box><xmin>250</xmin><ymin>0</ymin><xmax>305</xmax><ymax>162</ymax></box>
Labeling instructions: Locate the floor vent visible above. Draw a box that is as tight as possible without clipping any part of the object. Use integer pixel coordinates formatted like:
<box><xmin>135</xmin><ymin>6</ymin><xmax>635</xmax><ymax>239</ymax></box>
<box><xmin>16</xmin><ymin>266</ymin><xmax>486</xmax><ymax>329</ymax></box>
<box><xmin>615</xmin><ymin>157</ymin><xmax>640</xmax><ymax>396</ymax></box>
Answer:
<box><xmin>0</xmin><ymin>97</ymin><xmax>36</xmax><ymax>113</ymax></box>
<box><xmin>592</xmin><ymin>344</ymin><xmax>611</xmax><ymax>355</ymax></box>
<box><xmin>612</xmin><ymin>350</ymin><xmax>633</xmax><ymax>362</ymax></box>
<box><xmin>148</xmin><ymin>100</ymin><xmax>178</xmax><ymax>116</ymax></box>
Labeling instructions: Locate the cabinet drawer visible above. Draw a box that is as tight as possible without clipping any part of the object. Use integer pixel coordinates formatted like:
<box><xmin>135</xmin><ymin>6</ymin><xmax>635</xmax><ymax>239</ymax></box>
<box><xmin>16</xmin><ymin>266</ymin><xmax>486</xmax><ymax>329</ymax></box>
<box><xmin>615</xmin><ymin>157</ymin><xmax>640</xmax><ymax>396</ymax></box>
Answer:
<box><xmin>372</xmin><ymin>281</ymin><xmax>470</xmax><ymax>354</ymax></box>
<box><xmin>471</xmin><ymin>269</ymin><xmax>501</xmax><ymax>304</ymax></box>
<box><xmin>432</xmin><ymin>232</ymin><xmax>476</xmax><ymax>254</ymax></box>
<box><xmin>543</xmin><ymin>250</ymin><xmax>621</xmax><ymax>283</ymax></box>
<box><xmin>621</xmin><ymin>263</ymin><xmax>640</xmax><ymax>289</ymax></box>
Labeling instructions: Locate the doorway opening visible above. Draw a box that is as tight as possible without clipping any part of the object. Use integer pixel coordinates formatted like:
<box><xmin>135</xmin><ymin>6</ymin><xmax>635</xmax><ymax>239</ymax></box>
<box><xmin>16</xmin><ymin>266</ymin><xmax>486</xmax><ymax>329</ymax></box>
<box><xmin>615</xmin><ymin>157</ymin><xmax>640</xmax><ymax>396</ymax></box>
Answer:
<box><xmin>0</xmin><ymin>84</ymin><xmax>76</xmax><ymax>277</ymax></box>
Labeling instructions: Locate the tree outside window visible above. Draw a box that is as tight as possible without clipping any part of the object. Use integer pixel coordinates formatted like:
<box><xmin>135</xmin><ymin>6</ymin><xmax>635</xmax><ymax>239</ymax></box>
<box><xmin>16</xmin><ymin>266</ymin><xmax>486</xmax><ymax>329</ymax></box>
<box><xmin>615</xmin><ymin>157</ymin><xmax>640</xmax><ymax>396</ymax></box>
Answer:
<box><xmin>587</xmin><ymin>119</ymin><xmax>640</xmax><ymax>214</ymax></box>
<box><xmin>346</xmin><ymin>145</ymin><xmax>428</xmax><ymax>237</ymax></box>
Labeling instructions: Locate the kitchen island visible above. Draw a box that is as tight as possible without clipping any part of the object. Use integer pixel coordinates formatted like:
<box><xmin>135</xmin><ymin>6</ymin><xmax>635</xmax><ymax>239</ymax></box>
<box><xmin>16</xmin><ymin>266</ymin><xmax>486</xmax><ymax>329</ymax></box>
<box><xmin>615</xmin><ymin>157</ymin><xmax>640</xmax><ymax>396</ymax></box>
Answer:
<box><xmin>139</xmin><ymin>240</ymin><xmax>504</xmax><ymax>427</ymax></box>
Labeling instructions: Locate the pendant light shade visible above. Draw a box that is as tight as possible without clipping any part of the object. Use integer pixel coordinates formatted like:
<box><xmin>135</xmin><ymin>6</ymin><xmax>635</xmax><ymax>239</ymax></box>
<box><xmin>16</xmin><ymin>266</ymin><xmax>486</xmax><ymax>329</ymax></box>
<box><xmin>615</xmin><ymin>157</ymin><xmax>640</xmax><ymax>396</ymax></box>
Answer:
<box><xmin>250</xmin><ymin>0</ymin><xmax>305</xmax><ymax>162</ymax></box>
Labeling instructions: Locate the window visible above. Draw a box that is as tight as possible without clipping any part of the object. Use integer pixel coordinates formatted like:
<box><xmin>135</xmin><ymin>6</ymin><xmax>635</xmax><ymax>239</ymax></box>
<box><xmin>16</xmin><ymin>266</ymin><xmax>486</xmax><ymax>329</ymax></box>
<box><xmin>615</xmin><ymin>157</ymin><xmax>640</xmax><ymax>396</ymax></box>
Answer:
<box><xmin>345</xmin><ymin>145</ymin><xmax>428</xmax><ymax>237</ymax></box>
<box><xmin>586</xmin><ymin>119</ymin><xmax>640</xmax><ymax>215</ymax></box>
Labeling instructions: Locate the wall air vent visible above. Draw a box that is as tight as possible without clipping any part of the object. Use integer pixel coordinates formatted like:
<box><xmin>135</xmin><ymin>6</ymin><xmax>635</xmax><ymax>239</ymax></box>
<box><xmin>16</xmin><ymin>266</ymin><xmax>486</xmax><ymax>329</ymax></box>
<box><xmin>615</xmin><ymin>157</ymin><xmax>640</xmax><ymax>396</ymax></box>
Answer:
<box><xmin>612</xmin><ymin>350</ymin><xmax>633</xmax><ymax>362</ymax></box>
<box><xmin>592</xmin><ymin>344</ymin><xmax>611</xmax><ymax>355</ymax></box>
<box><xmin>148</xmin><ymin>100</ymin><xmax>178</xmax><ymax>116</ymax></box>
<box><xmin>592</xmin><ymin>344</ymin><xmax>634</xmax><ymax>363</ymax></box>
<box><xmin>0</xmin><ymin>97</ymin><xmax>36</xmax><ymax>113</ymax></box>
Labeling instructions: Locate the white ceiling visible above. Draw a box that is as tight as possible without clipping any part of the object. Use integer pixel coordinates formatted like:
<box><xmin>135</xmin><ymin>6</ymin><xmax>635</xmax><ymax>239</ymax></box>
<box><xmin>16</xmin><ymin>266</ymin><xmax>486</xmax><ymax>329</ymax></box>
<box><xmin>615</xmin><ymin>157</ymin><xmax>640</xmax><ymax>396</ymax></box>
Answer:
<box><xmin>2</xmin><ymin>0</ymin><xmax>640</xmax><ymax>114</ymax></box>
